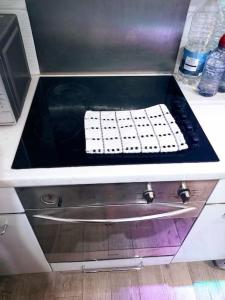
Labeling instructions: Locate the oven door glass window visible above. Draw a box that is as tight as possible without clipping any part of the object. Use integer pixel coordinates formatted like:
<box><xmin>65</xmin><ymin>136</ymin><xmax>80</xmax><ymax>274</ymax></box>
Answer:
<box><xmin>28</xmin><ymin>203</ymin><xmax>197</xmax><ymax>263</ymax></box>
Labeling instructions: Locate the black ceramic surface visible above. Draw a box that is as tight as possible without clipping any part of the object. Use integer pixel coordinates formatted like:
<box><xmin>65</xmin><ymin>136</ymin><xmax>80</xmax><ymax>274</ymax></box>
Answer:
<box><xmin>12</xmin><ymin>76</ymin><xmax>219</xmax><ymax>169</ymax></box>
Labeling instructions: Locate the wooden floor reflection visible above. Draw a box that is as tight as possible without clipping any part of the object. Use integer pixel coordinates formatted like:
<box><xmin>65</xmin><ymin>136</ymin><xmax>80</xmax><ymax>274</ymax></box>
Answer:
<box><xmin>1</xmin><ymin>261</ymin><xmax>225</xmax><ymax>300</ymax></box>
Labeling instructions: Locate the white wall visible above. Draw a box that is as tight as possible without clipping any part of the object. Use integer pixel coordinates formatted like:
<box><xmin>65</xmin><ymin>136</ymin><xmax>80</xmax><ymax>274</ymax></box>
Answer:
<box><xmin>0</xmin><ymin>0</ymin><xmax>40</xmax><ymax>74</ymax></box>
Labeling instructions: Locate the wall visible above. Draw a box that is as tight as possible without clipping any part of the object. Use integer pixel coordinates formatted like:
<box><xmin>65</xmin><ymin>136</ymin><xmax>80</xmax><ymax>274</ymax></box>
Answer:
<box><xmin>0</xmin><ymin>0</ymin><xmax>216</xmax><ymax>75</ymax></box>
<box><xmin>25</xmin><ymin>0</ymin><xmax>190</xmax><ymax>74</ymax></box>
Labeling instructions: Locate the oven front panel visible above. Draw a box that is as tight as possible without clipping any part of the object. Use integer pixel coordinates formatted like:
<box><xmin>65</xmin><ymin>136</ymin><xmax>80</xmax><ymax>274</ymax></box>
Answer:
<box><xmin>17</xmin><ymin>180</ymin><xmax>217</xmax><ymax>209</ymax></box>
<box><xmin>17</xmin><ymin>180</ymin><xmax>217</xmax><ymax>263</ymax></box>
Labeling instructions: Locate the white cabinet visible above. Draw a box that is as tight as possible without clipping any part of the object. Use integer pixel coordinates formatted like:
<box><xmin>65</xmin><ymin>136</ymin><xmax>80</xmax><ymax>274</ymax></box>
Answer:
<box><xmin>207</xmin><ymin>179</ymin><xmax>225</xmax><ymax>204</ymax></box>
<box><xmin>173</xmin><ymin>204</ymin><xmax>225</xmax><ymax>262</ymax></box>
<box><xmin>0</xmin><ymin>214</ymin><xmax>51</xmax><ymax>275</ymax></box>
<box><xmin>0</xmin><ymin>188</ymin><xmax>24</xmax><ymax>213</ymax></box>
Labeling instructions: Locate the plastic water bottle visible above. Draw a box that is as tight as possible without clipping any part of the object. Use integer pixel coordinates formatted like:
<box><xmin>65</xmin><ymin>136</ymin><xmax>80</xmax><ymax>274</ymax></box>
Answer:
<box><xmin>218</xmin><ymin>70</ymin><xmax>225</xmax><ymax>92</ymax></box>
<box><xmin>198</xmin><ymin>34</ymin><xmax>225</xmax><ymax>96</ymax></box>
<box><xmin>178</xmin><ymin>0</ymin><xmax>219</xmax><ymax>85</ymax></box>
<box><xmin>217</xmin><ymin>1</ymin><xmax>225</xmax><ymax>92</ymax></box>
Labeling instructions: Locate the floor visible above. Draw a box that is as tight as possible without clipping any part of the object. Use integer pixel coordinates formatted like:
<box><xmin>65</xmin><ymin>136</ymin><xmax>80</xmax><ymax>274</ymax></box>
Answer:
<box><xmin>0</xmin><ymin>262</ymin><xmax>225</xmax><ymax>300</ymax></box>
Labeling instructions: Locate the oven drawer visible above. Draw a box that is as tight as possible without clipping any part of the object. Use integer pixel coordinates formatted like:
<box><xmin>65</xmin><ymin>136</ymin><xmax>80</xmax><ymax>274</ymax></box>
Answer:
<box><xmin>17</xmin><ymin>180</ymin><xmax>217</xmax><ymax>210</ymax></box>
<box><xmin>50</xmin><ymin>256</ymin><xmax>173</xmax><ymax>272</ymax></box>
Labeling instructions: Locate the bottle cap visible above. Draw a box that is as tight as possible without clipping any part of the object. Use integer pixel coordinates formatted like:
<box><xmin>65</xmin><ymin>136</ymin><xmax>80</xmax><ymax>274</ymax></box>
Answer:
<box><xmin>219</xmin><ymin>34</ymin><xmax>225</xmax><ymax>48</ymax></box>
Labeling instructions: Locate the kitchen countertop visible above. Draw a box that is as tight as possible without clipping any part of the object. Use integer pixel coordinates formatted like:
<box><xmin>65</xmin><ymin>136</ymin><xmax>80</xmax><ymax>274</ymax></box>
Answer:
<box><xmin>0</xmin><ymin>75</ymin><xmax>225</xmax><ymax>187</ymax></box>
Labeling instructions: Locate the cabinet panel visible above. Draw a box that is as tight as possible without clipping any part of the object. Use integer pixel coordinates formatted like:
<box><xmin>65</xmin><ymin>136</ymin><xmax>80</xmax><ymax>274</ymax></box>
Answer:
<box><xmin>0</xmin><ymin>214</ymin><xmax>51</xmax><ymax>275</ymax></box>
<box><xmin>207</xmin><ymin>179</ymin><xmax>225</xmax><ymax>204</ymax></box>
<box><xmin>173</xmin><ymin>204</ymin><xmax>225</xmax><ymax>262</ymax></box>
<box><xmin>0</xmin><ymin>188</ymin><xmax>24</xmax><ymax>213</ymax></box>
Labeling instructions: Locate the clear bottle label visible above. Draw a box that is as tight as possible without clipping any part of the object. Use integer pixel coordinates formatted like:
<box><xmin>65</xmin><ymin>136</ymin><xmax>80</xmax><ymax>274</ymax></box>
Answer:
<box><xmin>179</xmin><ymin>48</ymin><xmax>209</xmax><ymax>76</ymax></box>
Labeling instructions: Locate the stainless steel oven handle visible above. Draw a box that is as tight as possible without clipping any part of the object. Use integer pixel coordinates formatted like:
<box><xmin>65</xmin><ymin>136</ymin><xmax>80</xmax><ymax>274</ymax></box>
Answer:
<box><xmin>32</xmin><ymin>202</ymin><xmax>196</xmax><ymax>223</ymax></box>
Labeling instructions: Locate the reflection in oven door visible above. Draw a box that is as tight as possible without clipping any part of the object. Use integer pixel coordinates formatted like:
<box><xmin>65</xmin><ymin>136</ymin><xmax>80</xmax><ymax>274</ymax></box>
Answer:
<box><xmin>27</xmin><ymin>204</ymin><xmax>196</xmax><ymax>263</ymax></box>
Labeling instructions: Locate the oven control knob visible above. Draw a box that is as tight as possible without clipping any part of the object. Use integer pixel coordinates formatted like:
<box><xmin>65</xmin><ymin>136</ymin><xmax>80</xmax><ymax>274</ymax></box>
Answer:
<box><xmin>180</xmin><ymin>113</ymin><xmax>188</xmax><ymax>120</ymax></box>
<box><xmin>191</xmin><ymin>134</ymin><xmax>200</xmax><ymax>144</ymax></box>
<box><xmin>177</xmin><ymin>182</ymin><xmax>191</xmax><ymax>203</ymax></box>
<box><xmin>183</xmin><ymin>121</ymin><xmax>193</xmax><ymax>131</ymax></box>
<box><xmin>143</xmin><ymin>183</ymin><xmax>155</xmax><ymax>203</ymax></box>
<box><xmin>40</xmin><ymin>194</ymin><xmax>61</xmax><ymax>206</ymax></box>
<box><xmin>173</xmin><ymin>98</ymin><xmax>186</xmax><ymax>109</ymax></box>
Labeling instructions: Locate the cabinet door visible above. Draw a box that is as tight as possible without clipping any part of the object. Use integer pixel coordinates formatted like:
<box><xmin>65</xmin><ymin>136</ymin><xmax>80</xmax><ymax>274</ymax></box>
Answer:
<box><xmin>173</xmin><ymin>204</ymin><xmax>225</xmax><ymax>262</ymax></box>
<box><xmin>0</xmin><ymin>188</ymin><xmax>24</xmax><ymax>213</ymax></box>
<box><xmin>0</xmin><ymin>214</ymin><xmax>51</xmax><ymax>275</ymax></box>
<box><xmin>207</xmin><ymin>180</ymin><xmax>225</xmax><ymax>204</ymax></box>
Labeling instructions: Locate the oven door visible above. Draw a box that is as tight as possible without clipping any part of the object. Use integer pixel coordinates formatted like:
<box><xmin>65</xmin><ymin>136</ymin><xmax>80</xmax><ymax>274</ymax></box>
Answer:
<box><xmin>27</xmin><ymin>202</ymin><xmax>199</xmax><ymax>263</ymax></box>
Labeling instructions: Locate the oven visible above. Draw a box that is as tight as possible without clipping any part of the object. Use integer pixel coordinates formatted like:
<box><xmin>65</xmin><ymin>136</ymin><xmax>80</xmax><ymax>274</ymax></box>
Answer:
<box><xmin>16</xmin><ymin>180</ymin><xmax>217</xmax><ymax>270</ymax></box>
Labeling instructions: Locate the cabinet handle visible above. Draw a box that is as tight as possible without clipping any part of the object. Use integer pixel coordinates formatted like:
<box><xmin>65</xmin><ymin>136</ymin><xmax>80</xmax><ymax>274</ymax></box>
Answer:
<box><xmin>82</xmin><ymin>262</ymin><xmax>144</xmax><ymax>273</ymax></box>
<box><xmin>0</xmin><ymin>216</ymin><xmax>8</xmax><ymax>236</ymax></box>
<box><xmin>0</xmin><ymin>223</ymin><xmax>8</xmax><ymax>236</ymax></box>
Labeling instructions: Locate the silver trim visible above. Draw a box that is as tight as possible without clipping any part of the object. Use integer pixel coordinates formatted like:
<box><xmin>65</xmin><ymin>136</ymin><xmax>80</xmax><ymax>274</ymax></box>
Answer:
<box><xmin>33</xmin><ymin>202</ymin><xmax>196</xmax><ymax>223</ymax></box>
<box><xmin>40</xmin><ymin>194</ymin><xmax>60</xmax><ymax>206</ymax></box>
<box><xmin>37</xmin><ymin>72</ymin><xmax>173</xmax><ymax>78</ymax></box>
<box><xmin>82</xmin><ymin>262</ymin><xmax>144</xmax><ymax>273</ymax></box>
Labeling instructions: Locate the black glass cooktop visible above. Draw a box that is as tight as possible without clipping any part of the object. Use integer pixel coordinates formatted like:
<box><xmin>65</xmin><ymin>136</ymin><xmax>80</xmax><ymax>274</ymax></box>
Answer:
<box><xmin>12</xmin><ymin>76</ymin><xmax>219</xmax><ymax>169</ymax></box>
